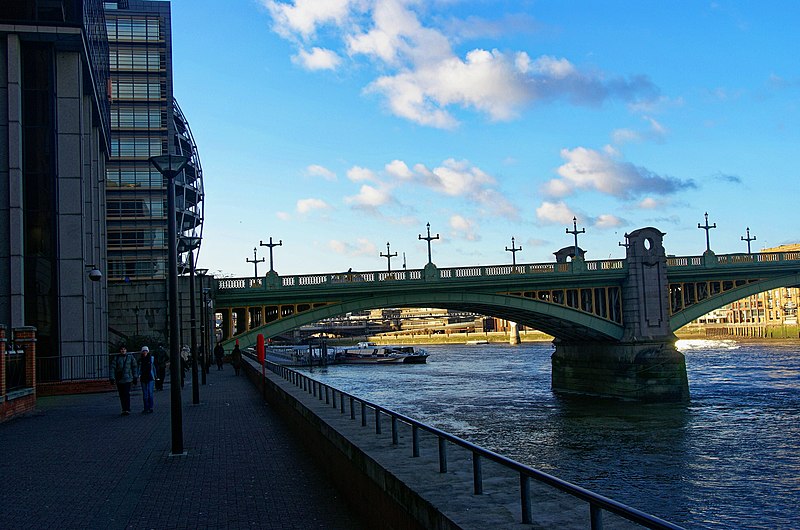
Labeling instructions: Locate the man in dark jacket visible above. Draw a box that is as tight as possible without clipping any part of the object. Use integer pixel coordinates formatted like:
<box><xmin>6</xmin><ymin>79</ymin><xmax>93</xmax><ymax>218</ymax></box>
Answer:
<box><xmin>214</xmin><ymin>342</ymin><xmax>225</xmax><ymax>371</ymax></box>
<box><xmin>110</xmin><ymin>344</ymin><xmax>139</xmax><ymax>415</ymax></box>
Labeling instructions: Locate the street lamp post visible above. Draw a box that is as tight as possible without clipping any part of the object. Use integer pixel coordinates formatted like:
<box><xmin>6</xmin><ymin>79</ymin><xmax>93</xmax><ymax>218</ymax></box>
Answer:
<box><xmin>149</xmin><ymin>153</ymin><xmax>190</xmax><ymax>455</ymax></box>
<box><xmin>181</xmin><ymin>236</ymin><xmax>202</xmax><ymax>406</ymax></box>
<box><xmin>196</xmin><ymin>268</ymin><xmax>209</xmax><ymax>384</ymax></box>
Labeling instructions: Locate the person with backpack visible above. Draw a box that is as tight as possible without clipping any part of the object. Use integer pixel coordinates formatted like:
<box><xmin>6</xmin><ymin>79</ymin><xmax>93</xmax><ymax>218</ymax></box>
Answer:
<box><xmin>109</xmin><ymin>344</ymin><xmax>139</xmax><ymax>415</ymax></box>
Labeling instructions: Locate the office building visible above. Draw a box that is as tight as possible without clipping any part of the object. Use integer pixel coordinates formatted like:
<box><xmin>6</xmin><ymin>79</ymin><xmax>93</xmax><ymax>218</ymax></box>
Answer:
<box><xmin>103</xmin><ymin>0</ymin><xmax>204</xmax><ymax>345</ymax></box>
<box><xmin>0</xmin><ymin>0</ymin><xmax>110</xmax><ymax>358</ymax></box>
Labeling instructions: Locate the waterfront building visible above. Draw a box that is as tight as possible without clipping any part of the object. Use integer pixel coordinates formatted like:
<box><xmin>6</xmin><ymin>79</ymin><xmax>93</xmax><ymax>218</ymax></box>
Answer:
<box><xmin>685</xmin><ymin>244</ymin><xmax>800</xmax><ymax>338</ymax></box>
<box><xmin>0</xmin><ymin>0</ymin><xmax>110</xmax><ymax>358</ymax></box>
<box><xmin>103</xmin><ymin>0</ymin><xmax>204</xmax><ymax>346</ymax></box>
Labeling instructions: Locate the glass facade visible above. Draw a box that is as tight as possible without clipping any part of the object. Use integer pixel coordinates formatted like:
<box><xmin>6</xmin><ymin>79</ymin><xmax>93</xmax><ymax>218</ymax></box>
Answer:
<box><xmin>105</xmin><ymin>0</ymin><xmax>202</xmax><ymax>283</ymax></box>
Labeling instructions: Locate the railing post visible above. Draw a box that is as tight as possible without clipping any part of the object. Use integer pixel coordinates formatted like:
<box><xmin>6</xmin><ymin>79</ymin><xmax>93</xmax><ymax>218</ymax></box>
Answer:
<box><xmin>438</xmin><ymin>437</ymin><xmax>447</xmax><ymax>473</ymax></box>
<box><xmin>361</xmin><ymin>401</ymin><xmax>366</xmax><ymax>426</ymax></box>
<box><xmin>590</xmin><ymin>504</ymin><xmax>604</xmax><ymax>530</ymax></box>
<box><xmin>0</xmin><ymin>325</ymin><xmax>6</xmax><ymax>398</ymax></box>
<box><xmin>331</xmin><ymin>388</ymin><xmax>336</xmax><ymax>408</ymax></box>
<box><xmin>391</xmin><ymin>416</ymin><xmax>398</xmax><ymax>445</ymax></box>
<box><xmin>472</xmin><ymin>453</ymin><xmax>483</xmax><ymax>494</ymax></box>
<box><xmin>375</xmin><ymin>409</ymin><xmax>381</xmax><ymax>434</ymax></box>
<box><xmin>13</xmin><ymin>326</ymin><xmax>36</xmax><ymax>389</ymax></box>
<box><xmin>340</xmin><ymin>393</ymin><xmax>345</xmax><ymax>414</ymax></box>
<box><xmin>520</xmin><ymin>473</ymin><xmax>531</xmax><ymax>524</ymax></box>
<box><xmin>412</xmin><ymin>425</ymin><xmax>420</xmax><ymax>457</ymax></box>
<box><xmin>350</xmin><ymin>396</ymin><xmax>355</xmax><ymax>419</ymax></box>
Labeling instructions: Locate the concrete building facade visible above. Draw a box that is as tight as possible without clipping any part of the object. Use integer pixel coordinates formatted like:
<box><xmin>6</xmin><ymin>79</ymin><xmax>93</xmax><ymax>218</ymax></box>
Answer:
<box><xmin>0</xmin><ymin>0</ymin><xmax>110</xmax><ymax>358</ymax></box>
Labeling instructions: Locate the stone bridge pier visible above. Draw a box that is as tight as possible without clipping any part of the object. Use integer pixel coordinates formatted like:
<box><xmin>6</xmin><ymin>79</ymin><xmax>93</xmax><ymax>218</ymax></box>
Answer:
<box><xmin>551</xmin><ymin>227</ymin><xmax>690</xmax><ymax>402</ymax></box>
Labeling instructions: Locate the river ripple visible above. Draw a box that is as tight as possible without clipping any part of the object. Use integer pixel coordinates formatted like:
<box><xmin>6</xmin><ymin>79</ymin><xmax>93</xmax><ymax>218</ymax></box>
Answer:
<box><xmin>299</xmin><ymin>339</ymin><xmax>800</xmax><ymax>528</ymax></box>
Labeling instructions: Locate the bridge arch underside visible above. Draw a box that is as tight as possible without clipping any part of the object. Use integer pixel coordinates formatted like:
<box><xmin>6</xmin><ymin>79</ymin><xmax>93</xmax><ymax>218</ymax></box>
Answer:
<box><xmin>669</xmin><ymin>273</ymin><xmax>800</xmax><ymax>330</ymax></box>
<box><xmin>226</xmin><ymin>291</ymin><xmax>624</xmax><ymax>349</ymax></box>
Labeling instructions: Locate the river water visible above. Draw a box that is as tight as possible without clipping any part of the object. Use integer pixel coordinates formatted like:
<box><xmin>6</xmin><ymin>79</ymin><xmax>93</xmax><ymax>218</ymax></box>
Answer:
<box><xmin>297</xmin><ymin>339</ymin><xmax>800</xmax><ymax>529</ymax></box>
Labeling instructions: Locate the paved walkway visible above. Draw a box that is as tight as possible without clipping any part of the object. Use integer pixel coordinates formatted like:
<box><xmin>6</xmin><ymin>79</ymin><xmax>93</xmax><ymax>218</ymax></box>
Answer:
<box><xmin>0</xmin><ymin>367</ymin><xmax>365</xmax><ymax>529</ymax></box>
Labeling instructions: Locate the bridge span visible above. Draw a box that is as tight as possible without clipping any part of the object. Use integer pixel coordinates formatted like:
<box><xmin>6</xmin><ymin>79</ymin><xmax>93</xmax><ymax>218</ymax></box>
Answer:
<box><xmin>214</xmin><ymin>227</ymin><xmax>800</xmax><ymax>402</ymax></box>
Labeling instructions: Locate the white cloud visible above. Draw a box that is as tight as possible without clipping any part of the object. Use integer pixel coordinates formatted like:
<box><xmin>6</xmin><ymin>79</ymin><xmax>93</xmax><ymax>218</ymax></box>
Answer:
<box><xmin>638</xmin><ymin>197</ymin><xmax>661</xmax><ymax>209</ymax></box>
<box><xmin>449</xmin><ymin>214</ymin><xmax>478</xmax><ymax>241</ymax></box>
<box><xmin>296</xmin><ymin>197</ymin><xmax>330</xmax><ymax>213</ymax></box>
<box><xmin>276</xmin><ymin>211</ymin><xmax>291</xmax><ymax>220</ymax></box>
<box><xmin>385</xmin><ymin>159</ymin><xmax>414</xmax><ymax>179</ymax></box>
<box><xmin>543</xmin><ymin>146</ymin><xmax>695</xmax><ymax>200</ymax></box>
<box><xmin>345</xmin><ymin>184</ymin><xmax>391</xmax><ymax>207</ymax></box>
<box><xmin>347</xmin><ymin>166</ymin><xmax>376</xmax><ymax>182</ymax></box>
<box><xmin>593</xmin><ymin>214</ymin><xmax>624</xmax><ymax>228</ymax></box>
<box><xmin>612</xmin><ymin>116</ymin><xmax>667</xmax><ymax>145</ymax></box>
<box><xmin>306</xmin><ymin>164</ymin><xmax>337</xmax><ymax>180</ymax></box>
<box><xmin>266</xmin><ymin>1</ymin><xmax>659</xmax><ymax>128</ymax></box>
<box><xmin>293</xmin><ymin>47</ymin><xmax>341</xmax><ymax>70</ymax></box>
<box><xmin>264</xmin><ymin>0</ymin><xmax>354</xmax><ymax>39</ymax></box>
<box><xmin>536</xmin><ymin>201</ymin><xmax>577</xmax><ymax>225</ymax></box>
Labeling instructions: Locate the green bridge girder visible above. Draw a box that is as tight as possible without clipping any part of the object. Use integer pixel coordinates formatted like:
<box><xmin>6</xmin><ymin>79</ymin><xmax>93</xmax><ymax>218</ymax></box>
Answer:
<box><xmin>214</xmin><ymin>250</ymin><xmax>800</xmax><ymax>349</ymax></box>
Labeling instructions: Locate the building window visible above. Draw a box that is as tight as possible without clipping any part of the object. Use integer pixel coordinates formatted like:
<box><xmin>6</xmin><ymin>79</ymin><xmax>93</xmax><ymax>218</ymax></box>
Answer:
<box><xmin>106</xmin><ymin>16</ymin><xmax>161</xmax><ymax>42</ymax></box>
<box><xmin>111</xmin><ymin>78</ymin><xmax>162</xmax><ymax>100</ymax></box>
<box><xmin>110</xmin><ymin>137</ymin><xmax>162</xmax><ymax>158</ymax></box>
<box><xmin>107</xmin><ymin>165</ymin><xmax>164</xmax><ymax>187</ymax></box>
<box><xmin>110</xmin><ymin>48</ymin><xmax>162</xmax><ymax>71</ymax></box>
<box><xmin>111</xmin><ymin>106</ymin><xmax>163</xmax><ymax>128</ymax></box>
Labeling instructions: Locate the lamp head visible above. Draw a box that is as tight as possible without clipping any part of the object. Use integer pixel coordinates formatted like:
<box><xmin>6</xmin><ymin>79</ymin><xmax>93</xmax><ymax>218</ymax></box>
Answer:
<box><xmin>87</xmin><ymin>267</ymin><xmax>102</xmax><ymax>282</ymax></box>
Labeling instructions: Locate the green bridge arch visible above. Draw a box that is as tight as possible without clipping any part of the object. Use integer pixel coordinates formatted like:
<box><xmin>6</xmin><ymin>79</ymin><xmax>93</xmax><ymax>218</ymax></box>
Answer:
<box><xmin>670</xmin><ymin>272</ymin><xmax>800</xmax><ymax>330</ymax></box>
<box><xmin>224</xmin><ymin>291</ymin><xmax>625</xmax><ymax>350</ymax></box>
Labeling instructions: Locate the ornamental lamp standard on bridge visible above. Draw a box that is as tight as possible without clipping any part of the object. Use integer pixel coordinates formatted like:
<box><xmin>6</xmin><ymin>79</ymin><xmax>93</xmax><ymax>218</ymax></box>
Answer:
<box><xmin>566</xmin><ymin>217</ymin><xmax>585</xmax><ymax>261</ymax></box>
<box><xmin>698</xmin><ymin>212</ymin><xmax>717</xmax><ymax>254</ymax></box>
<box><xmin>741</xmin><ymin>227</ymin><xmax>757</xmax><ymax>254</ymax></box>
<box><xmin>419</xmin><ymin>222</ymin><xmax>440</xmax><ymax>265</ymax></box>
<box><xmin>149</xmin><ymin>153</ymin><xmax>190</xmax><ymax>456</ymax></box>
<box><xmin>505</xmin><ymin>237</ymin><xmax>522</xmax><ymax>267</ymax></box>
<box><xmin>246</xmin><ymin>247</ymin><xmax>265</xmax><ymax>278</ymax></box>
<box><xmin>380</xmin><ymin>242</ymin><xmax>398</xmax><ymax>272</ymax></box>
<box><xmin>259</xmin><ymin>237</ymin><xmax>282</xmax><ymax>273</ymax></box>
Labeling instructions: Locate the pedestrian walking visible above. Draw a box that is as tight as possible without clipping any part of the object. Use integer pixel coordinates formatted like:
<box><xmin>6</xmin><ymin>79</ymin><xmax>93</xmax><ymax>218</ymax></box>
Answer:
<box><xmin>138</xmin><ymin>346</ymin><xmax>157</xmax><ymax>413</ymax></box>
<box><xmin>155</xmin><ymin>343</ymin><xmax>168</xmax><ymax>390</ymax></box>
<box><xmin>180</xmin><ymin>345</ymin><xmax>190</xmax><ymax>387</ymax></box>
<box><xmin>214</xmin><ymin>341</ymin><xmax>225</xmax><ymax>370</ymax></box>
<box><xmin>231</xmin><ymin>341</ymin><xmax>242</xmax><ymax>376</ymax></box>
<box><xmin>109</xmin><ymin>344</ymin><xmax>138</xmax><ymax>415</ymax></box>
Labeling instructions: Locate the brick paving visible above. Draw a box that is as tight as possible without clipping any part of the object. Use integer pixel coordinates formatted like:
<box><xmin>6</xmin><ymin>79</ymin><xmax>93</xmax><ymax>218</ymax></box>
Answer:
<box><xmin>0</xmin><ymin>368</ymin><xmax>364</xmax><ymax>529</ymax></box>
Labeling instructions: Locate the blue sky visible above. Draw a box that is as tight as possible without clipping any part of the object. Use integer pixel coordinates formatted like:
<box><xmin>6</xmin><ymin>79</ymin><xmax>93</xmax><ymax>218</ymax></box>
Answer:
<box><xmin>170</xmin><ymin>1</ymin><xmax>799</xmax><ymax>277</ymax></box>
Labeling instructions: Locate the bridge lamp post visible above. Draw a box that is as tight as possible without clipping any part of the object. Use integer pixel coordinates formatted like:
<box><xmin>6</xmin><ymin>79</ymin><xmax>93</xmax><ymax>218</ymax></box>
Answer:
<box><xmin>380</xmin><ymin>242</ymin><xmax>398</xmax><ymax>272</ymax></box>
<box><xmin>149</xmin><ymin>153</ymin><xmax>190</xmax><ymax>456</ymax></box>
<box><xmin>566</xmin><ymin>217</ymin><xmax>585</xmax><ymax>260</ymax></box>
<box><xmin>419</xmin><ymin>223</ymin><xmax>440</xmax><ymax>265</ymax></box>
<box><xmin>698</xmin><ymin>212</ymin><xmax>717</xmax><ymax>254</ymax></box>
<box><xmin>246</xmin><ymin>247</ymin><xmax>265</xmax><ymax>278</ymax></box>
<box><xmin>259</xmin><ymin>237</ymin><xmax>283</xmax><ymax>273</ymax></box>
<box><xmin>741</xmin><ymin>227</ymin><xmax>756</xmax><ymax>254</ymax></box>
<box><xmin>505</xmin><ymin>237</ymin><xmax>522</xmax><ymax>267</ymax></box>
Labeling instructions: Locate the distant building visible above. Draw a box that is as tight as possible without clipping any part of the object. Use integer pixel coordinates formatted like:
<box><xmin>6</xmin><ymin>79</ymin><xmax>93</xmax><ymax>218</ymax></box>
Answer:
<box><xmin>103</xmin><ymin>0</ymin><xmax>204</xmax><ymax>345</ymax></box>
<box><xmin>686</xmin><ymin>244</ymin><xmax>800</xmax><ymax>337</ymax></box>
<box><xmin>0</xmin><ymin>0</ymin><xmax>110</xmax><ymax>357</ymax></box>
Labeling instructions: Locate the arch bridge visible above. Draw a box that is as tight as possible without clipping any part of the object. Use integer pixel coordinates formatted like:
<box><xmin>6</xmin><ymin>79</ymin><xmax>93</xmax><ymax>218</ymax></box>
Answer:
<box><xmin>214</xmin><ymin>228</ymin><xmax>800</xmax><ymax>402</ymax></box>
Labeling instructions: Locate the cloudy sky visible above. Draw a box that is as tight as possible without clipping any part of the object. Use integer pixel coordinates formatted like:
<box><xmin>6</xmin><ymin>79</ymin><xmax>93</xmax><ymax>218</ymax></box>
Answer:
<box><xmin>170</xmin><ymin>0</ymin><xmax>799</xmax><ymax>277</ymax></box>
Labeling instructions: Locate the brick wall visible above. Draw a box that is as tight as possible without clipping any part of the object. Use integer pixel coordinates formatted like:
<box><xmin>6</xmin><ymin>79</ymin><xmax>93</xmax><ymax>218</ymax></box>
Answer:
<box><xmin>0</xmin><ymin>326</ymin><xmax>38</xmax><ymax>423</ymax></box>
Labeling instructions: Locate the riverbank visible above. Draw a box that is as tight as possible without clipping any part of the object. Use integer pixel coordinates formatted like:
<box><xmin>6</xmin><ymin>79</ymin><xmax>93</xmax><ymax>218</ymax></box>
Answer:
<box><xmin>328</xmin><ymin>330</ymin><xmax>553</xmax><ymax>346</ymax></box>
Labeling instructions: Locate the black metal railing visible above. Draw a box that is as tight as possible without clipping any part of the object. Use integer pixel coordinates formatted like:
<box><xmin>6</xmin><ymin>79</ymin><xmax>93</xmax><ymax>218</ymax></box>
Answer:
<box><xmin>262</xmin><ymin>357</ymin><xmax>684</xmax><ymax>529</ymax></box>
<box><xmin>36</xmin><ymin>354</ymin><xmax>113</xmax><ymax>383</ymax></box>
<box><xmin>5</xmin><ymin>349</ymin><xmax>27</xmax><ymax>392</ymax></box>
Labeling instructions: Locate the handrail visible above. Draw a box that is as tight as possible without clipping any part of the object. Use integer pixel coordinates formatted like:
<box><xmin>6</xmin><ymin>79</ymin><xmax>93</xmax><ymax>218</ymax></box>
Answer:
<box><xmin>217</xmin><ymin>251</ymin><xmax>800</xmax><ymax>293</ymax></box>
<box><xmin>259</xmin><ymin>355</ymin><xmax>683</xmax><ymax>529</ymax></box>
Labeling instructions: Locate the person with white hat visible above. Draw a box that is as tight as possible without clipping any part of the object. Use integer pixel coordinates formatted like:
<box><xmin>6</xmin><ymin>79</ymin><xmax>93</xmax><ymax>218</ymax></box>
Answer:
<box><xmin>138</xmin><ymin>346</ymin><xmax>157</xmax><ymax>413</ymax></box>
